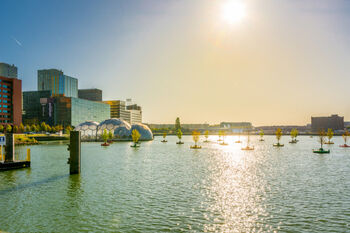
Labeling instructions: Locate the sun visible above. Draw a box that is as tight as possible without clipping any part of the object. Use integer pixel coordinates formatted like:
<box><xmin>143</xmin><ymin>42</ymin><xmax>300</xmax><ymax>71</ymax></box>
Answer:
<box><xmin>221</xmin><ymin>0</ymin><xmax>246</xmax><ymax>24</ymax></box>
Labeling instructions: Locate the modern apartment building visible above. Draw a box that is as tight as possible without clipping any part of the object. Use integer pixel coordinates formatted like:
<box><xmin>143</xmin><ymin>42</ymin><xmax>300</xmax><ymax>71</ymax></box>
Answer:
<box><xmin>103</xmin><ymin>100</ymin><xmax>131</xmax><ymax>122</ymax></box>
<box><xmin>38</xmin><ymin>69</ymin><xmax>78</xmax><ymax>98</ymax></box>
<box><xmin>78</xmin><ymin>88</ymin><xmax>102</xmax><ymax>101</ymax></box>
<box><xmin>0</xmin><ymin>63</ymin><xmax>22</xmax><ymax>125</ymax></box>
<box><xmin>311</xmin><ymin>114</ymin><xmax>344</xmax><ymax>131</ymax></box>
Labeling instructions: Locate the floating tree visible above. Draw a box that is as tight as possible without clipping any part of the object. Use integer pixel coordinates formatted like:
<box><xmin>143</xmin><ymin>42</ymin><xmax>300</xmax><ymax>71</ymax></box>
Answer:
<box><xmin>101</xmin><ymin>129</ymin><xmax>110</xmax><ymax>146</ymax></box>
<box><xmin>325</xmin><ymin>128</ymin><xmax>334</xmax><ymax>144</ymax></box>
<box><xmin>176</xmin><ymin>129</ymin><xmax>184</xmax><ymax>144</ymax></box>
<box><xmin>242</xmin><ymin>130</ymin><xmax>254</xmax><ymax>150</ymax></box>
<box><xmin>218</xmin><ymin>130</ymin><xmax>223</xmax><ymax>142</ymax></box>
<box><xmin>131</xmin><ymin>129</ymin><xmax>141</xmax><ymax>147</ymax></box>
<box><xmin>191</xmin><ymin>130</ymin><xmax>202</xmax><ymax>149</ymax></box>
<box><xmin>220</xmin><ymin>130</ymin><xmax>228</xmax><ymax>145</ymax></box>
<box><xmin>340</xmin><ymin>130</ymin><xmax>350</xmax><ymax>148</ymax></box>
<box><xmin>235</xmin><ymin>129</ymin><xmax>242</xmax><ymax>143</ymax></box>
<box><xmin>313</xmin><ymin>130</ymin><xmax>330</xmax><ymax>153</ymax></box>
<box><xmin>108</xmin><ymin>130</ymin><xmax>114</xmax><ymax>143</ymax></box>
<box><xmin>273</xmin><ymin>128</ymin><xmax>284</xmax><ymax>147</ymax></box>
<box><xmin>289</xmin><ymin>128</ymin><xmax>299</xmax><ymax>143</ymax></box>
<box><xmin>161</xmin><ymin>131</ymin><xmax>168</xmax><ymax>142</ymax></box>
<box><xmin>259</xmin><ymin>129</ymin><xmax>264</xmax><ymax>141</ymax></box>
<box><xmin>204</xmin><ymin>130</ymin><xmax>209</xmax><ymax>142</ymax></box>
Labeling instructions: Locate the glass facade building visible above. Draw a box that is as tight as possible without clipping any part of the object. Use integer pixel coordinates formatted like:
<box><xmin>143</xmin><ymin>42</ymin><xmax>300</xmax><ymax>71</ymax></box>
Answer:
<box><xmin>38</xmin><ymin>69</ymin><xmax>78</xmax><ymax>98</ymax></box>
<box><xmin>103</xmin><ymin>100</ymin><xmax>131</xmax><ymax>123</ymax></box>
<box><xmin>47</xmin><ymin>97</ymin><xmax>110</xmax><ymax>127</ymax></box>
<box><xmin>22</xmin><ymin>90</ymin><xmax>52</xmax><ymax>125</ymax></box>
<box><xmin>78</xmin><ymin>88</ymin><xmax>102</xmax><ymax>101</ymax></box>
<box><xmin>0</xmin><ymin>75</ymin><xmax>22</xmax><ymax>125</ymax></box>
<box><xmin>0</xmin><ymin>63</ymin><xmax>17</xmax><ymax>79</ymax></box>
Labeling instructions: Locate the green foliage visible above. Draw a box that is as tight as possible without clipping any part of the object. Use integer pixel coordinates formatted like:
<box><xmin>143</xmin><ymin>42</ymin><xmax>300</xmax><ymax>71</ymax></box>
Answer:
<box><xmin>6</xmin><ymin>125</ymin><xmax>12</xmax><ymax>133</ymax></box>
<box><xmin>343</xmin><ymin>130</ymin><xmax>350</xmax><ymax>144</ymax></box>
<box><xmin>108</xmin><ymin>130</ymin><xmax>113</xmax><ymax>140</ymax></box>
<box><xmin>102</xmin><ymin>129</ymin><xmax>109</xmax><ymax>143</ymax></box>
<box><xmin>19</xmin><ymin>123</ymin><xmax>24</xmax><ymax>132</ymax></box>
<box><xmin>259</xmin><ymin>129</ymin><xmax>264</xmax><ymax>138</ymax></box>
<box><xmin>132</xmin><ymin>129</ymin><xmax>141</xmax><ymax>143</ymax></box>
<box><xmin>319</xmin><ymin>129</ymin><xmax>326</xmax><ymax>148</ymax></box>
<box><xmin>0</xmin><ymin>125</ymin><xmax>4</xmax><ymax>132</ymax></box>
<box><xmin>163</xmin><ymin>132</ymin><xmax>167</xmax><ymax>139</ymax></box>
<box><xmin>177</xmin><ymin>129</ymin><xmax>183</xmax><ymax>140</ymax></box>
<box><xmin>204</xmin><ymin>130</ymin><xmax>209</xmax><ymax>139</ymax></box>
<box><xmin>327</xmin><ymin>128</ymin><xmax>334</xmax><ymax>142</ymax></box>
<box><xmin>276</xmin><ymin>128</ymin><xmax>283</xmax><ymax>142</ymax></box>
<box><xmin>192</xmin><ymin>130</ymin><xmax>200</xmax><ymax>145</ymax></box>
<box><xmin>65</xmin><ymin>126</ymin><xmax>73</xmax><ymax>135</ymax></box>
<box><xmin>40</xmin><ymin>122</ymin><xmax>47</xmax><ymax>132</ymax></box>
<box><xmin>13</xmin><ymin>125</ymin><xmax>18</xmax><ymax>133</ymax></box>
<box><xmin>175</xmin><ymin>117</ymin><xmax>181</xmax><ymax>131</ymax></box>
<box><xmin>290</xmin><ymin>128</ymin><xmax>298</xmax><ymax>139</ymax></box>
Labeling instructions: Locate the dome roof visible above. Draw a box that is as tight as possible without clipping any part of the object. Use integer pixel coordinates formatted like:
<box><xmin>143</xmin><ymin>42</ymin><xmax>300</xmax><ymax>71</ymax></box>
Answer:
<box><xmin>97</xmin><ymin>118</ymin><xmax>131</xmax><ymax>138</ymax></box>
<box><xmin>131</xmin><ymin>123</ymin><xmax>153</xmax><ymax>141</ymax></box>
<box><xmin>75</xmin><ymin>121</ymin><xmax>99</xmax><ymax>139</ymax></box>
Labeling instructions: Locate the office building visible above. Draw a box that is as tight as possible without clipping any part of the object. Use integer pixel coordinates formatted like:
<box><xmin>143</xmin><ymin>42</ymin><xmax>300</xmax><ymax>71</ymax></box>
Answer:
<box><xmin>78</xmin><ymin>88</ymin><xmax>102</xmax><ymax>101</ymax></box>
<box><xmin>22</xmin><ymin>90</ymin><xmax>52</xmax><ymax>125</ymax></box>
<box><xmin>126</xmin><ymin>104</ymin><xmax>142</xmax><ymax>124</ymax></box>
<box><xmin>38</xmin><ymin>69</ymin><xmax>78</xmax><ymax>98</ymax></box>
<box><xmin>0</xmin><ymin>63</ymin><xmax>22</xmax><ymax>125</ymax></box>
<box><xmin>39</xmin><ymin>96</ymin><xmax>110</xmax><ymax>127</ymax></box>
<box><xmin>103</xmin><ymin>100</ymin><xmax>131</xmax><ymax>123</ymax></box>
<box><xmin>0</xmin><ymin>63</ymin><xmax>18</xmax><ymax>78</ymax></box>
<box><xmin>311</xmin><ymin>114</ymin><xmax>344</xmax><ymax>131</ymax></box>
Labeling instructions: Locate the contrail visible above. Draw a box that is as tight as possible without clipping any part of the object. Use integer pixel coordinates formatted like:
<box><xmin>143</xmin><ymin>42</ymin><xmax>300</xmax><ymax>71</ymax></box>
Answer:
<box><xmin>12</xmin><ymin>36</ymin><xmax>22</xmax><ymax>47</ymax></box>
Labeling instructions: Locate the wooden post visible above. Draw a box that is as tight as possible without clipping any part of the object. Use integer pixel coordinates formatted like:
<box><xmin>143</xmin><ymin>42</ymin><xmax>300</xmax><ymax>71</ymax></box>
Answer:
<box><xmin>4</xmin><ymin>133</ymin><xmax>14</xmax><ymax>162</ymax></box>
<box><xmin>26</xmin><ymin>148</ymin><xmax>31</xmax><ymax>161</ymax></box>
<box><xmin>68</xmin><ymin>131</ymin><xmax>81</xmax><ymax>175</ymax></box>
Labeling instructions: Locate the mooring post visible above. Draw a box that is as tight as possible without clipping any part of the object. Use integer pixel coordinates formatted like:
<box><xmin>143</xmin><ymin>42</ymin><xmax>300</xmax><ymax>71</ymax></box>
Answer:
<box><xmin>4</xmin><ymin>133</ymin><xmax>14</xmax><ymax>163</ymax></box>
<box><xmin>68</xmin><ymin>131</ymin><xmax>81</xmax><ymax>175</ymax></box>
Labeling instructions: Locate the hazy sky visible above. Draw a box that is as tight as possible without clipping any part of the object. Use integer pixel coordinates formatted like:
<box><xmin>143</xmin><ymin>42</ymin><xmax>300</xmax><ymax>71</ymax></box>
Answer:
<box><xmin>1</xmin><ymin>0</ymin><xmax>350</xmax><ymax>125</ymax></box>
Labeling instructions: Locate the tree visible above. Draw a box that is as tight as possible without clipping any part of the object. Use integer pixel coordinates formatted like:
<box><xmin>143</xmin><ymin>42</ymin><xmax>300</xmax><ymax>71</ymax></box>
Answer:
<box><xmin>162</xmin><ymin>131</ymin><xmax>167</xmax><ymax>142</ymax></box>
<box><xmin>177</xmin><ymin>129</ymin><xmax>183</xmax><ymax>143</ymax></box>
<box><xmin>275</xmin><ymin>128</ymin><xmax>283</xmax><ymax>145</ymax></box>
<box><xmin>259</xmin><ymin>129</ymin><xmax>264</xmax><ymax>141</ymax></box>
<box><xmin>290</xmin><ymin>128</ymin><xmax>298</xmax><ymax>142</ymax></box>
<box><xmin>13</xmin><ymin>125</ymin><xmax>18</xmax><ymax>133</ymax></box>
<box><xmin>65</xmin><ymin>126</ymin><xmax>73</xmax><ymax>135</ymax></box>
<box><xmin>192</xmin><ymin>130</ymin><xmax>200</xmax><ymax>147</ymax></box>
<box><xmin>131</xmin><ymin>129</ymin><xmax>141</xmax><ymax>146</ymax></box>
<box><xmin>0</xmin><ymin>125</ymin><xmax>4</xmax><ymax>133</ymax></box>
<box><xmin>102</xmin><ymin>129</ymin><xmax>109</xmax><ymax>143</ymax></box>
<box><xmin>342</xmin><ymin>130</ymin><xmax>350</xmax><ymax>146</ymax></box>
<box><xmin>40</xmin><ymin>122</ymin><xmax>47</xmax><ymax>132</ymax></box>
<box><xmin>327</xmin><ymin>128</ymin><xmax>334</xmax><ymax>143</ymax></box>
<box><xmin>319</xmin><ymin>129</ymin><xmax>326</xmax><ymax>149</ymax></box>
<box><xmin>25</xmin><ymin>124</ymin><xmax>31</xmax><ymax>132</ymax></box>
<box><xmin>46</xmin><ymin>125</ymin><xmax>52</xmax><ymax>133</ymax></box>
<box><xmin>6</xmin><ymin>125</ymin><xmax>12</xmax><ymax>133</ymax></box>
<box><xmin>108</xmin><ymin>130</ymin><xmax>113</xmax><ymax>140</ymax></box>
<box><xmin>19</xmin><ymin>123</ymin><xmax>24</xmax><ymax>132</ymax></box>
<box><xmin>175</xmin><ymin>117</ymin><xmax>181</xmax><ymax>131</ymax></box>
<box><xmin>204</xmin><ymin>130</ymin><xmax>209</xmax><ymax>142</ymax></box>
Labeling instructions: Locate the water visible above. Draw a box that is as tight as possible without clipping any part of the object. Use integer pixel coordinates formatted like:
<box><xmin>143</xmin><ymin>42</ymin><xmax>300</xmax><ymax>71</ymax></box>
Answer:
<box><xmin>1</xmin><ymin>135</ymin><xmax>350</xmax><ymax>232</ymax></box>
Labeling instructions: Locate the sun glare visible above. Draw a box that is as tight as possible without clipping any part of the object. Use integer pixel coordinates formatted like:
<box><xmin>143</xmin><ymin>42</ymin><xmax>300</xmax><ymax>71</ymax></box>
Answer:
<box><xmin>221</xmin><ymin>0</ymin><xmax>246</xmax><ymax>24</ymax></box>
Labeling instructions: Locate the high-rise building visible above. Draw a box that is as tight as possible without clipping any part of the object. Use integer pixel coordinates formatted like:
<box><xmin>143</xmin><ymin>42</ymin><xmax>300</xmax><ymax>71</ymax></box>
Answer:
<box><xmin>78</xmin><ymin>88</ymin><xmax>102</xmax><ymax>101</ymax></box>
<box><xmin>311</xmin><ymin>114</ymin><xmax>344</xmax><ymax>131</ymax></box>
<box><xmin>126</xmin><ymin>104</ymin><xmax>142</xmax><ymax>124</ymax></box>
<box><xmin>0</xmin><ymin>63</ymin><xmax>22</xmax><ymax>125</ymax></box>
<box><xmin>38</xmin><ymin>69</ymin><xmax>78</xmax><ymax>98</ymax></box>
<box><xmin>0</xmin><ymin>63</ymin><xmax>18</xmax><ymax>79</ymax></box>
<box><xmin>103</xmin><ymin>100</ymin><xmax>130</xmax><ymax>123</ymax></box>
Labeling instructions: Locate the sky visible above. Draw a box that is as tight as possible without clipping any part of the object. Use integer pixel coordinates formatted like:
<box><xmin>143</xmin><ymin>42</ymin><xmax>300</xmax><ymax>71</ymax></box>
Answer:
<box><xmin>1</xmin><ymin>0</ymin><xmax>350</xmax><ymax>126</ymax></box>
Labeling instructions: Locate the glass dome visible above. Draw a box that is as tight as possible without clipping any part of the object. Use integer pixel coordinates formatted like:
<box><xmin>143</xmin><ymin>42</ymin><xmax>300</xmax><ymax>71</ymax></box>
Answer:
<box><xmin>131</xmin><ymin>123</ymin><xmax>153</xmax><ymax>141</ymax></box>
<box><xmin>97</xmin><ymin>118</ymin><xmax>131</xmax><ymax>139</ymax></box>
<box><xmin>75</xmin><ymin>121</ymin><xmax>99</xmax><ymax>140</ymax></box>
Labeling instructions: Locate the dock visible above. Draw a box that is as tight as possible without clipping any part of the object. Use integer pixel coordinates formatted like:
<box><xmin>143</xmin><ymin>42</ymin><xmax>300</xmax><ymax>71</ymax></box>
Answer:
<box><xmin>0</xmin><ymin>161</ymin><xmax>30</xmax><ymax>171</ymax></box>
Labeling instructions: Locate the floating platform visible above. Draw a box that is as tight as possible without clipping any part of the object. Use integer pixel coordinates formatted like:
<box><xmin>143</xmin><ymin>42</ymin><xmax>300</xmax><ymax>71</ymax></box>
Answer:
<box><xmin>313</xmin><ymin>149</ymin><xmax>330</xmax><ymax>154</ymax></box>
<box><xmin>161</xmin><ymin>140</ymin><xmax>168</xmax><ymax>143</ymax></box>
<box><xmin>190</xmin><ymin>146</ymin><xmax>202</xmax><ymax>149</ymax></box>
<box><xmin>242</xmin><ymin>146</ymin><xmax>254</xmax><ymax>150</ymax></box>
<box><xmin>176</xmin><ymin>141</ymin><xmax>184</xmax><ymax>144</ymax></box>
<box><xmin>273</xmin><ymin>143</ymin><xmax>284</xmax><ymax>147</ymax></box>
<box><xmin>340</xmin><ymin>144</ymin><xmax>350</xmax><ymax>148</ymax></box>
<box><xmin>0</xmin><ymin>161</ymin><xmax>31</xmax><ymax>171</ymax></box>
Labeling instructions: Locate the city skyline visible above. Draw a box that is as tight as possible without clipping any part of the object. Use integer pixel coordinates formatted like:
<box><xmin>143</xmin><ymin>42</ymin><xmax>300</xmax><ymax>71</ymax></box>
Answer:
<box><xmin>1</xmin><ymin>0</ymin><xmax>350</xmax><ymax>125</ymax></box>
